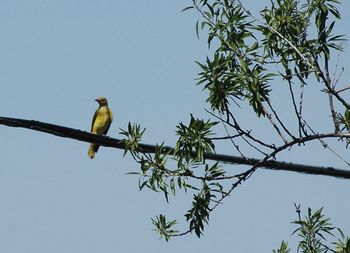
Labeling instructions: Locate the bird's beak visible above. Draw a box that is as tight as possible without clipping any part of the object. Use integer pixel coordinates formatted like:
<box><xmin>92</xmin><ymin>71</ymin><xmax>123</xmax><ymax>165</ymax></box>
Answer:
<box><xmin>95</xmin><ymin>98</ymin><xmax>99</xmax><ymax>102</ymax></box>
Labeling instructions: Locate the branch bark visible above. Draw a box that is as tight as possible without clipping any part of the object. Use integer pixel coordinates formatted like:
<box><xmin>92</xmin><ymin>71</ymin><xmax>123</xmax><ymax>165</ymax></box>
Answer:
<box><xmin>1</xmin><ymin>116</ymin><xmax>350</xmax><ymax>179</ymax></box>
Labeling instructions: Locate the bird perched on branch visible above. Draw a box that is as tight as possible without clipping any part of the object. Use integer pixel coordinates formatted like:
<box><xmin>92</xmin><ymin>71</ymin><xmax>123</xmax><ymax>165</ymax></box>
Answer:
<box><xmin>88</xmin><ymin>97</ymin><xmax>113</xmax><ymax>159</ymax></box>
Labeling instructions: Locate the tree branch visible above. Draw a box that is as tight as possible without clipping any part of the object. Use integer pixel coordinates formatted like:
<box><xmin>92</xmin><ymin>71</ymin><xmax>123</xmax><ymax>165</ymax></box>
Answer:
<box><xmin>1</xmin><ymin>116</ymin><xmax>350</xmax><ymax>179</ymax></box>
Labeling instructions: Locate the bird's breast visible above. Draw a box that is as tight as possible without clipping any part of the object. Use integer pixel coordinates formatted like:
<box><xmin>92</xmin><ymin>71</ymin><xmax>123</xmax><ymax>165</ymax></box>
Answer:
<box><xmin>92</xmin><ymin>106</ymin><xmax>112</xmax><ymax>134</ymax></box>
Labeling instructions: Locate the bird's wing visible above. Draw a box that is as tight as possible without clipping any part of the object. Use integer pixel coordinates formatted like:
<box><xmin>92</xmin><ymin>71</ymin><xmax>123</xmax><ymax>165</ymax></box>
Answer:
<box><xmin>101</xmin><ymin>108</ymin><xmax>113</xmax><ymax>135</ymax></box>
<box><xmin>91</xmin><ymin>108</ymin><xmax>99</xmax><ymax>132</ymax></box>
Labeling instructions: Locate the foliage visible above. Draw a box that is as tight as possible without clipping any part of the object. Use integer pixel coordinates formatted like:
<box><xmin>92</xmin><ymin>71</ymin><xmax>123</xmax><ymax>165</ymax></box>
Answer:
<box><xmin>273</xmin><ymin>241</ymin><xmax>290</xmax><ymax>253</ymax></box>
<box><xmin>175</xmin><ymin>114</ymin><xmax>217</xmax><ymax>163</ymax></box>
<box><xmin>272</xmin><ymin>206</ymin><xmax>350</xmax><ymax>253</ymax></box>
<box><xmin>120</xmin><ymin>0</ymin><xmax>348</xmax><ymax>240</ymax></box>
<box><xmin>151</xmin><ymin>214</ymin><xmax>178</xmax><ymax>242</ymax></box>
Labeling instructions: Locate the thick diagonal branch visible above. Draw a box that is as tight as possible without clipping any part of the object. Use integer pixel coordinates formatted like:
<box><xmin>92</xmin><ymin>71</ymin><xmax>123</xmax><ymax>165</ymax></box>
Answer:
<box><xmin>1</xmin><ymin>116</ymin><xmax>350</xmax><ymax>179</ymax></box>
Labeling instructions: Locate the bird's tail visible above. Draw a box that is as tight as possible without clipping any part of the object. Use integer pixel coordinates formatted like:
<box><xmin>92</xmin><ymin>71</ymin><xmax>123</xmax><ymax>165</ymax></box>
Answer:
<box><xmin>88</xmin><ymin>143</ymin><xmax>100</xmax><ymax>159</ymax></box>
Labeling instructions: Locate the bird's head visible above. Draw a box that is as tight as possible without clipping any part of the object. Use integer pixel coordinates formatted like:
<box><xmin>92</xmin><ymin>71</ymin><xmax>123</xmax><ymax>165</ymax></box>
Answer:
<box><xmin>95</xmin><ymin>97</ymin><xmax>108</xmax><ymax>106</ymax></box>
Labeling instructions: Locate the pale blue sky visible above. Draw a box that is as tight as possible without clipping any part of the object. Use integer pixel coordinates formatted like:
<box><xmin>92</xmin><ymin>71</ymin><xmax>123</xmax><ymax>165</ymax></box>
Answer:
<box><xmin>0</xmin><ymin>1</ymin><xmax>349</xmax><ymax>252</ymax></box>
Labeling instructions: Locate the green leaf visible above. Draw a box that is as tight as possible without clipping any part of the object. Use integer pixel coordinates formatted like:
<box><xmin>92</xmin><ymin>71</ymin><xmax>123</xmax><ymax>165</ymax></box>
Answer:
<box><xmin>151</xmin><ymin>215</ymin><xmax>178</xmax><ymax>241</ymax></box>
<box><xmin>181</xmin><ymin>6</ymin><xmax>194</xmax><ymax>12</ymax></box>
<box><xmin>273</xmin><ymin>241</ymin><xmax>290</xmax><ymax>253</ymax></box>
<box><xmin>196</xmin><ymin>20</ymin><xmax>200</xmax><ymax>39</ymax></box>
<box><xmin>170</xmin><ymin>177</ymin><xmax>176</xmax><ymax>196</ymax></box>
<box><xmin>125</xmin><ymin>172</ymin><xmax>140</xmax><ymax>175</ymax></box>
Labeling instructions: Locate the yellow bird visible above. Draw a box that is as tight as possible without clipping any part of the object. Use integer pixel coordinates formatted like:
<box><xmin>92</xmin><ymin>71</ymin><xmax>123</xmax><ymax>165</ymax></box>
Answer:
<box><xmin>88</xmin><ymin>97</ymin><xmax>113</xmax><ymax>159</ymax></box>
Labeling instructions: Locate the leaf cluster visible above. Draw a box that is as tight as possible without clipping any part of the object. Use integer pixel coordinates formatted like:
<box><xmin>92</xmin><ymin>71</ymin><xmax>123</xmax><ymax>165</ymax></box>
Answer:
<box><xmin>122</xmin><ymin>0</ymin><xmax>348</xmax><ymax>241</ymax></box>
<box><xmin>293</xmin><ymin>207</ymin><xmax>335</xmax><ymax>253</ymax></box>
<box><xmin>185</xmin><ymin>0</ymin><xmax>345</xmax><ymax>118</ymax></box>
<box><xmin>185</xmin><ymin>182</ymin><xmax>212</xmax><ymax>237</ymax></box>
<box><xmin>120</xmin><ymin>117</ymin><xmax>225</xmax><ymax>238</ymax></box>
<box><xmin>189</xmin><ymin>0</ymin><xmax>273</xmax><ymax>116</ymax></box>
<box><xmin>151</xmin><ymin>214</ymin><xmax>178</xmax><ymax>242</ymax></box>
<box><xmin>175</xmin><ymin>114</ymin><xmax>217</xmax><ymax>163</ymax></box>
<box><xmin>273</xmin><ymin>206</ymin><xmax>350</xmax><ymax>253</ymax></box>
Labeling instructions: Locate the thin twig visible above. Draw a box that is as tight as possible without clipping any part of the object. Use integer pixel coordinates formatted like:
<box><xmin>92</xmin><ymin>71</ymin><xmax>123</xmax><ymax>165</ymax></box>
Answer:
<box><xmin>262</xmin><ymin>105</ymin><xmax>289</xmax><ymax>144</ymax></box>
<box><xmin>266</xmin><ymin>100</ymin><xmax>296</xmax><ymax>139</ymax></box>
<box><xmin>324</xmin><ymin>56</ymin><xmax>340</xmax><ymax>133</ymax></box>
<box><xmin>287</xmin><ymin>79</ymin><xmax>307</xmax><ymax>137</ymax></box>
<box><xmin>335</xmin><ymin>83</ymin><xmax>350</xmax><ymax>94</ymax></box>
<box><xmin>303</xmin><ymin>120</ymin><xmax>350</xmax><ymax>167</ymax></box>
<box><xmin>298</xmin><ymin>79</ymin><xmax>307</xmax><ymax>137</ymax></box>
<box><xmin>206</xmin><ymin>109</ymin><xmax>276</xmax><ymax>150</ymax></box>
